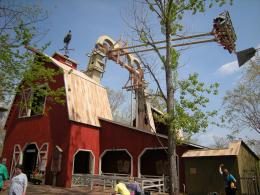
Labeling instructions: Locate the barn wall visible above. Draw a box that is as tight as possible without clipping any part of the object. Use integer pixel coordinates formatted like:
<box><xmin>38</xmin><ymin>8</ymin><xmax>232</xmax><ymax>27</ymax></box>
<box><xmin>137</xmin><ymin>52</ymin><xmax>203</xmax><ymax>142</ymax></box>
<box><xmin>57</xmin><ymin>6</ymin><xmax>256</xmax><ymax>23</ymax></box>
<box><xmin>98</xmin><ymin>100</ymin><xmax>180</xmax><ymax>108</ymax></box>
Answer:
<box><xmin>237</xmin><ymin>144</ymin><xmax>260</xmax><ymax>194</ymax></box>
<box><xmin>99</xmin><ymin>119</ymin><xmax>201</xmax><ymax>193</ymax></box>
<box><xmin>66</xmin><ymin>122</ymin><xmax>100</xmax><ymax>187</ymax></box>
<box><xmin>177</xmin><ymin>145</ymin><xmax>202</xmax><ymax>193</ymax></box>
<box><xmin>99</xmin><ymin>119</ymin><xmax>167</xmax><ymax>177</ymax></box>
<box><xmin>2</xmin><ymin>65</ymin><xmax>72</xmax><ymax>187</ymax></box>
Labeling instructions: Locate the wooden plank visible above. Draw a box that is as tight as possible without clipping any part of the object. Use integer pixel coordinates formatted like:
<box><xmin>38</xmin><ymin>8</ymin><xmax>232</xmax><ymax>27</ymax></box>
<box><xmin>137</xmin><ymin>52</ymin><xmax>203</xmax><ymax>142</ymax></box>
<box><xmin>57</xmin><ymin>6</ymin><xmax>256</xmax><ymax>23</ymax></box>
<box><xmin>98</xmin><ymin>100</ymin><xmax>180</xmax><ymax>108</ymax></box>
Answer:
<box><xmin>64</xmin><ymin>69</ymin><xmax>112</xmax><ymax>127</ymax></box>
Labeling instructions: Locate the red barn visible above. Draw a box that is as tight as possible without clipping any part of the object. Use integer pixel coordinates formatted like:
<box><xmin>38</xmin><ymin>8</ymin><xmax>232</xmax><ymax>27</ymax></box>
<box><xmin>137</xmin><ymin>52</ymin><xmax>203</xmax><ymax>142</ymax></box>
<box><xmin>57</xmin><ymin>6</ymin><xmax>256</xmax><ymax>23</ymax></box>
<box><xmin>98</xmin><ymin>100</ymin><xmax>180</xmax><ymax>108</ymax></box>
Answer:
<box><xmin>2</xmin><ymin>47</ymin><xmax>203</xmax><ymax>192</ymax></box>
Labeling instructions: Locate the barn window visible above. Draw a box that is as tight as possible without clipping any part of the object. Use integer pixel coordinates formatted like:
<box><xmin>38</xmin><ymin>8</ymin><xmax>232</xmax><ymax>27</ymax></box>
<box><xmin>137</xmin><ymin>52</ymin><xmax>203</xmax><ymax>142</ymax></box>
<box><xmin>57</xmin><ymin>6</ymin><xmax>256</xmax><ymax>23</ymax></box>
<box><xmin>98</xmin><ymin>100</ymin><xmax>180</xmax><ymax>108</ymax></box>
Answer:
<box><xmin>140</xmin><ymin>149</ymin><xmax>168</xmax><ymax>176</ymax></box>
<box><xmin>101</xmin><ymin>150</ymin><xmax>131</xmax><ymax>175</ymax></box>
<box><xmin>73</xmin><ymin>151</ymin><xmax>94</xmax><ymax>174</ymax></box>
<box><xmin>19</xmin><ymin>86</ymin><xmax>46</xmax><ymax>118</ymax></box>
<box><xmin>30</xmin><ymin>86</ymin><xmax>46</xmax><ymax>116</ymax></box>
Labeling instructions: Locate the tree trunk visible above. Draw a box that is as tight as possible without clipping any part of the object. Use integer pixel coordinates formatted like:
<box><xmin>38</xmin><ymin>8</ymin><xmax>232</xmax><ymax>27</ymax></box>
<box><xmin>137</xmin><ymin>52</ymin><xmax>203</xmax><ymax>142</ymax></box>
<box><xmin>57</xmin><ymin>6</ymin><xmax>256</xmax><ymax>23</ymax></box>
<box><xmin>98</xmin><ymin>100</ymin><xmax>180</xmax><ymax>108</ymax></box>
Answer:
<box><xmin>168</xmin><ymin>128</ymin><xmax>178</xmax><ymax>194</ymax></box>
<box><xmin>165</xmin><ymin>15</ymin><xmax>179</xmax><ymax>195</ymax></box>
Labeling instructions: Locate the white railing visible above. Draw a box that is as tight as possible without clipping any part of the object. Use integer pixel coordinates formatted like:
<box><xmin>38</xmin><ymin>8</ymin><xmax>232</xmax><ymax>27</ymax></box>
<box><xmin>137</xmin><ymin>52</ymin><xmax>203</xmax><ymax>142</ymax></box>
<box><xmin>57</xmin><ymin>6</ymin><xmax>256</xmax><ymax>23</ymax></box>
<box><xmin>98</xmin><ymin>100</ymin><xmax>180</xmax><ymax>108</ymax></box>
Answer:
<box><xmin>71</xmin><ymin>174</ymin><xmax>166</xmax><ymax>193</ymax></box>
<box><xmin>140</xmin><ymin>178</ymin><xmax>165</xmax><ymax>193</ymax></box>
<box><xmin>72</xmin><ymin>174</ymin><xmax>128</xmax><ymax>190</ymax></box>
<box><xmin>139</xmin><ymin>175</ymin><xmax>166</xmax><ymax>193</ymax></box>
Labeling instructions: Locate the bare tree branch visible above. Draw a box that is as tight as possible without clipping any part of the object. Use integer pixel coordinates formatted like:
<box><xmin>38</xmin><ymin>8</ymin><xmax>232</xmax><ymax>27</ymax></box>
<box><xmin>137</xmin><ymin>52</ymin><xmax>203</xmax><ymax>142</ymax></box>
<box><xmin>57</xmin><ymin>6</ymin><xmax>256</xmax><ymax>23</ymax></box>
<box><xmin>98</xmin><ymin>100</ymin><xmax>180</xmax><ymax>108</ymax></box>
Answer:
<box><xmin>135</xmin><ymin>52</ymin><xmax>167</xmax><ymax>102</ymax></box>
<box><xmin>223</xmin><ymin>55</ymin><xmax>260</xmax><ymax>134</ymax></box>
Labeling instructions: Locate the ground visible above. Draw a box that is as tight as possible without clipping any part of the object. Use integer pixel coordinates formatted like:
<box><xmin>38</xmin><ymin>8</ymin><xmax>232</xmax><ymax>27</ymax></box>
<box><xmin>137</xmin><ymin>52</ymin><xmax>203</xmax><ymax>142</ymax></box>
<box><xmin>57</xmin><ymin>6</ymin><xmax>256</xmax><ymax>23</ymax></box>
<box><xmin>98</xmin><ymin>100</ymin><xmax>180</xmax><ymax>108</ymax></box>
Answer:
<box><xmin>1</xmin><ymin>184</ymin><xmax>113</xmax><ymax>195</ymax></box>
<box><xmin>0</xmin><ymin>183</ymin><xmax>169</xmax><ymax>194</ymax></box>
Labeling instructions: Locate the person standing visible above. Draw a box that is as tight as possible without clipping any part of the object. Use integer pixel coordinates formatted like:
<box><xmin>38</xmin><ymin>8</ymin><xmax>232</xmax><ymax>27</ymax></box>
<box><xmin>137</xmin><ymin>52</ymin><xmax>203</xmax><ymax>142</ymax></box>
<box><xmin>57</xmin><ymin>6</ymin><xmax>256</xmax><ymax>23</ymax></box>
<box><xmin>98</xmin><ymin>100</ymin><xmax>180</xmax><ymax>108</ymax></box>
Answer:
<box><xmin>0</xmin><ymin>163</ymin><xmax>9</xmax><ymax>191</ymax></box>
<box><xmin>127</xmin><ymin>177</ymin><xmax>143</xmax><ymax>195</ymax></box>
<box><xmin>219</xmin><ymin>164</ymin><xmax>237</xmax><ymax>195</ymax></box>
<box><xmin>9</xmin><ymin>164</ymin><xmax>28</xmax><ymax>195</ymax></box>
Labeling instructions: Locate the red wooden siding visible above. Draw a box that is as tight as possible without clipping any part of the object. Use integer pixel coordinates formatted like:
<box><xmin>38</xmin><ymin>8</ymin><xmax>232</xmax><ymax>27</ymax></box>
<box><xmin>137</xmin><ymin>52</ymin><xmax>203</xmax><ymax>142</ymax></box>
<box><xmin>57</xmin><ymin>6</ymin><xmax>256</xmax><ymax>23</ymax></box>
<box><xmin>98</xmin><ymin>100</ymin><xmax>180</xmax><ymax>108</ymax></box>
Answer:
<box><xmin>65</xmin><ymin>122</ymin><xmax>100</xmax><ymax>187</ymax></box>
<box><xmin>99</xmin><ymin>119</ymin><xmax>168</xmax><ymax>177</ymax></box>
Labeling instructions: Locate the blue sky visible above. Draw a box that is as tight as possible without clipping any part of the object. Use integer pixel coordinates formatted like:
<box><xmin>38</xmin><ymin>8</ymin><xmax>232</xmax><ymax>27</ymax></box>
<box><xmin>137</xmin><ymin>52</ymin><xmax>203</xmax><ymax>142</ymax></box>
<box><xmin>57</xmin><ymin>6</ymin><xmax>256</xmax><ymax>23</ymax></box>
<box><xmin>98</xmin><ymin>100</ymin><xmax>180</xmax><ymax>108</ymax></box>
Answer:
<box><xmin>20</xmin><ymin>0</ymin><xmax>260</xmax><ymax>146</ymax></box>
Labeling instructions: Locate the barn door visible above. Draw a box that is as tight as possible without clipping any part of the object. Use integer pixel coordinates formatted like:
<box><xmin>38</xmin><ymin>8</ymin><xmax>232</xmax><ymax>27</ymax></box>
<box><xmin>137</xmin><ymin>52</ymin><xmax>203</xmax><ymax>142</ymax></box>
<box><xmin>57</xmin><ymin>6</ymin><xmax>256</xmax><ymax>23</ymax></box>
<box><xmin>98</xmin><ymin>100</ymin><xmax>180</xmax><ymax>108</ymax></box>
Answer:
<box><xmin>37</xmin><ymin>143</ymin><xmax>48</xmax><ymax>171</ymax></box>
<box><xmin>10</xmin><ymin>145</ymin><xmax>22</xmax><ymax>178</ymax></box>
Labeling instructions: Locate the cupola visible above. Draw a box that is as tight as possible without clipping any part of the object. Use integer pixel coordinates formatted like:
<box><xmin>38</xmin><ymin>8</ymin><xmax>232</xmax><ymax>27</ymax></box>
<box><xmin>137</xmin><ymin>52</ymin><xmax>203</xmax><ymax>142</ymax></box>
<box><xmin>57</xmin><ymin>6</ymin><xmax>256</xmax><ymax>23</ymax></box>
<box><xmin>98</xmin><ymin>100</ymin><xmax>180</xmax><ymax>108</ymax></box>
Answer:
<box><xmin>52</xmin><ymin>52</ymin><xmax>77</xmax><ymax>69</ymax></box>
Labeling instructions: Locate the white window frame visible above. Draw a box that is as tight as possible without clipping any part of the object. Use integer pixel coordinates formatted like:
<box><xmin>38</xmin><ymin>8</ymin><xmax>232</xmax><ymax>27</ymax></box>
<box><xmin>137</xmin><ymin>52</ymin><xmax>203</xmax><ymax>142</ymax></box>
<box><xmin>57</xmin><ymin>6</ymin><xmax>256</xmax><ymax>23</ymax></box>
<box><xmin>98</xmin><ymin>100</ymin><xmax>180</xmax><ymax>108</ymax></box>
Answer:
<box><xmin>18</xmin><ymin>86</ymin><xmax>47</xmax><ymax>118</ymax></box>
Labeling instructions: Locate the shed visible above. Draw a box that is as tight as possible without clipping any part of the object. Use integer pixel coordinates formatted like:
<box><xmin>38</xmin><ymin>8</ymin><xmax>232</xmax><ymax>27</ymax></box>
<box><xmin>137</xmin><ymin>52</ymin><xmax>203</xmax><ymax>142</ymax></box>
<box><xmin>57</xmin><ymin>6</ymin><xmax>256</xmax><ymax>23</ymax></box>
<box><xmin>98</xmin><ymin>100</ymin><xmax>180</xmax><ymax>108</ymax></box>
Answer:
<box><xmin>182</xmin><ymin>140</ymin><xmax>260</xmax><ymax>195</ymax></box>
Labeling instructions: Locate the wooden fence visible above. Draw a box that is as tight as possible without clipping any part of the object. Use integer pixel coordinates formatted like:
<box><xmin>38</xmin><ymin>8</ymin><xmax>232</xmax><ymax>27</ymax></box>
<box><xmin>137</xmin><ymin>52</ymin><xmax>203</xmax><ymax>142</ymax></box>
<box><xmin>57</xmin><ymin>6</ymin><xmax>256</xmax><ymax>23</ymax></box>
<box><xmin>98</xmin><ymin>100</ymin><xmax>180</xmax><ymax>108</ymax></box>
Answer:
<box><xmin>72</xmin><ymin>174</ymin><xmax>166</xmax><ymax>193</ymax></box>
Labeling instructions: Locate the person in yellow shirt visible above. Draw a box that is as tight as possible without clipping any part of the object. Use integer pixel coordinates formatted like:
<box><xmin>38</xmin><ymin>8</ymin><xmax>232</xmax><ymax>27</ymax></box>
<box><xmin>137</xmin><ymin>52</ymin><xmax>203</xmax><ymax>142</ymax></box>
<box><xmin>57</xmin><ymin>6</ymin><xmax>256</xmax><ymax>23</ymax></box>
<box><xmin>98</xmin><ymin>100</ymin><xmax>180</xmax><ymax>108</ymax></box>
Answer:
<box><xmin>113</xmin><ymin>180</ymin><xmax>130</xmax><ymax>195</ymax></box>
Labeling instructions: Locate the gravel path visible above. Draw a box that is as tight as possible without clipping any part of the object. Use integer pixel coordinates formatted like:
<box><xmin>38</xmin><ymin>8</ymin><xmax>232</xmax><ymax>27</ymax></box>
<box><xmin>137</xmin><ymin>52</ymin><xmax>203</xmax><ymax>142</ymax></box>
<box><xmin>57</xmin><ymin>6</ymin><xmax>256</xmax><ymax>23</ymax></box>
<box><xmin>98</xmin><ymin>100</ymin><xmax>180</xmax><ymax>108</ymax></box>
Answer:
<box><xmin>0</xmin><ymin>183</ymin><xmax>168</xmax><ymax>194</ymax></box>
<box><xmin>0</xmin><ymin>184</ymin><xmax>113</xmax><ymax>195</ymax></box>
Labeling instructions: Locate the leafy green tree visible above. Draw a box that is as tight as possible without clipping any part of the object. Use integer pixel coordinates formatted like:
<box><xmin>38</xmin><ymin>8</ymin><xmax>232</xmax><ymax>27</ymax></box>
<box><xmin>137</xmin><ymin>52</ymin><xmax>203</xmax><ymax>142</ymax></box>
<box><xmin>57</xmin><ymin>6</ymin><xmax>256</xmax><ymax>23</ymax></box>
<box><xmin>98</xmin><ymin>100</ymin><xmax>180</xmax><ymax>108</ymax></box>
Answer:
<box><xmin>223</xmin><ymin>55</ymin><xmax>260</xmax><ymax>134</ymax></box>
<box><xmin>131</xmin><ymin>0</ymin><xmax>232</xmax><ymax>194</ymax></box>
<box><xmin>0</xmin><ymin>1</ymin><xmax>64</xmax><ymax>112</ymax></box>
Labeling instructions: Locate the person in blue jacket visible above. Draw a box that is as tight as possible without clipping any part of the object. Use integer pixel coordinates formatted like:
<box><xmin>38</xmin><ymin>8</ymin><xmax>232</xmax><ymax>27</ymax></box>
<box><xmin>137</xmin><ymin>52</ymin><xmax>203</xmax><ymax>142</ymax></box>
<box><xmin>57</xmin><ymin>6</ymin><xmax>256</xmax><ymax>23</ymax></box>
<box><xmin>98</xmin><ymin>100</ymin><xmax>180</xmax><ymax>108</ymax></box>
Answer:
<box><xmin>219</xmin><ymin>164</ymin><xmax>236</xmax><ymax>195</ymax></box>
<box><xmin>127</xmin><ymin>177</ymin><xmax>143</xmax><ymax>195</ymax></box>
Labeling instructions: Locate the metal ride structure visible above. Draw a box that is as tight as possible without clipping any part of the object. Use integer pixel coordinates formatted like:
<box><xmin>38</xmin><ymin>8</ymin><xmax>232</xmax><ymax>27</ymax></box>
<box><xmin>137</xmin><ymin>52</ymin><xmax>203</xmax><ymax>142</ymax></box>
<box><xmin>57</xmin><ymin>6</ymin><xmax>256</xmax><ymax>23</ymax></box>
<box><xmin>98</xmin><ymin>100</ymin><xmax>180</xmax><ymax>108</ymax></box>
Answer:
<box><xmin>86</xmin><ymin>11</ymin><xmax>237</xmax><ymax>133</ymax></box>
<box><xmin>86</xmin><ymin>35</ymin><xmax>156</xmax><ymax>132</ymax></box>
<box><xmin>213</xmin><ymin>11</ymin><xmax>236</xmax><ymax>53</ymax></box>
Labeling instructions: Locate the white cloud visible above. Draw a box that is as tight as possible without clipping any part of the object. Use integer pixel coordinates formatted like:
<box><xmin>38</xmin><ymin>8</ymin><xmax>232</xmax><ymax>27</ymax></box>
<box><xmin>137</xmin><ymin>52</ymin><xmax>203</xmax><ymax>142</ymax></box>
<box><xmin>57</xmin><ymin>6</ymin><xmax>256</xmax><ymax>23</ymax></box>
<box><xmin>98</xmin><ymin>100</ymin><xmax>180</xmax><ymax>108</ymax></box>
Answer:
<box><xmin>216</xmin><ymin>61</ymin><xmax>239</xmax><ymax>76</ymax></box>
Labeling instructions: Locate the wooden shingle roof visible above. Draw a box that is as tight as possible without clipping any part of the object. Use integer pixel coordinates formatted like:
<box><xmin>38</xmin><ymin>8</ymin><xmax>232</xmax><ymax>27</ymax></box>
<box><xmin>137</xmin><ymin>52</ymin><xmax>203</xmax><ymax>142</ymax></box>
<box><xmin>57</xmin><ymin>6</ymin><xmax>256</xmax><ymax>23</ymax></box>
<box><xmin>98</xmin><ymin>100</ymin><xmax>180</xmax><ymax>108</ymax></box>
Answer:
<box><xmin>50</xmin><ymin>56</ymin><xmax>113</xmax><ymax>127</ymax></box>
<box><xmin>182</xmin><ymin>140</ymin><xmax>259</xmax><ymax>160</ymax></box>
